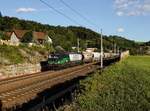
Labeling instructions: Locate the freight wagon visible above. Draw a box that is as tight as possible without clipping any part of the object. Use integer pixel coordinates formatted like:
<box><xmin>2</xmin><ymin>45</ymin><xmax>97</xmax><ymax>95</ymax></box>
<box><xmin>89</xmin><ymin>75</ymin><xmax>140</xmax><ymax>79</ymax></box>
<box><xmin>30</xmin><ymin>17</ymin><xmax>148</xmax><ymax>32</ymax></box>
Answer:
<box><xmin>41</xmin><ymin>51</ymin><xmax>119</xmax><ymax>71</ymax></box>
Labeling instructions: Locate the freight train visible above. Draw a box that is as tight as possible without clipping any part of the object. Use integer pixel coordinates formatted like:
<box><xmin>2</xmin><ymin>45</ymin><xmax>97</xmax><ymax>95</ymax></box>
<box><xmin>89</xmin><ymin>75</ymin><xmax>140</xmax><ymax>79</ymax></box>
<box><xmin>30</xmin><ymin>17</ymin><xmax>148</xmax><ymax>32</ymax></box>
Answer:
<box><xmin>40</xmin><ymin>51</ymin><xmax>119</xmax><ymax>71</ymax></box>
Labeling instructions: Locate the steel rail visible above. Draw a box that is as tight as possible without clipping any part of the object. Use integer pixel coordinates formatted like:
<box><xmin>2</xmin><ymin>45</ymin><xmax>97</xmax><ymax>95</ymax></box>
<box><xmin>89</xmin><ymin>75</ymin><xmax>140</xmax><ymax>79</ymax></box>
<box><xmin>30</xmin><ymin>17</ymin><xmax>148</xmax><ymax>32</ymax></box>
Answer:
<box><xmin>0</xmin><ymin>63</ymin><xmax>95</xmax><ymax>94</ymax></box>
<box><xmin>1</xmin><ymin>64</ymin><xmax>95</xmax><ymax>109</ymax></box>
<box><xmin>0</xmin><ymin>62</ymin><xmax>96</xmax><ymax>85</ymax></box>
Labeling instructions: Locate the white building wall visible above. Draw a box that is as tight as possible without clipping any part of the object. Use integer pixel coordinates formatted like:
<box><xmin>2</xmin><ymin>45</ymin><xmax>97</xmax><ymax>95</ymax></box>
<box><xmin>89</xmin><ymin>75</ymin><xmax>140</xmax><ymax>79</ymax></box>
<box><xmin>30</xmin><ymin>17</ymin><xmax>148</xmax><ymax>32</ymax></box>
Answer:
<box><xmin>46</xmin><ymin>36</ymin><xmax>52</xmax><ymax>44</ymax></box>
<box><xmin>10</xmin><ymin>32</ymin><xmax>20</xmax><ymax>45</ymax></box>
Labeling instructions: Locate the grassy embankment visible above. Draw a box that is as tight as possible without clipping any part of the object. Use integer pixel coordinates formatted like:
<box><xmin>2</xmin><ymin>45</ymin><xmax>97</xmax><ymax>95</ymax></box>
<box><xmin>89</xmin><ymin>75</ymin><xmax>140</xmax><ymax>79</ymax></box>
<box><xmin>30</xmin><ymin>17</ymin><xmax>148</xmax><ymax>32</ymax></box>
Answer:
<box><xmin>65</xmin><ymin>56</ymin><xmax>150</xmax><ymax>111</ymax></box>
<box><xmin>0</xmin><ymin>44</ymin><xmax>50</xmax><ymax>65</ymax></box>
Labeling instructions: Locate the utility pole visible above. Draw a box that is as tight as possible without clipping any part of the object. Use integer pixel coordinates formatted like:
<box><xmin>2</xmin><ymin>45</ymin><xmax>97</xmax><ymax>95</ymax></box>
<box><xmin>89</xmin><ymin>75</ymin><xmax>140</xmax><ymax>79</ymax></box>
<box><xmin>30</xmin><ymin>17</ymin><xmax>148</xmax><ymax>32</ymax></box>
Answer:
<box><xmin>117</xmin><ymin>47</ymin><xmax>120</xmax><ymax>54</ymax></box>
<box><xmin>100</xmin><ymin>29</ymin><xmax>103</xmax><ymax>69</ymax></box>
<box><xmin>114</xmin><ymin>43</ymin><xmax>116</xmax><ymax>54</ymax></box>
<box><xmin>0</xmin><ymin>11</ymin><xmax>2</xmax><ymax>17</ymax></box>
<box><xmin>77</xmin><ymin>38</ymin><xmax>80</xmax><ymax>53</ymax></box>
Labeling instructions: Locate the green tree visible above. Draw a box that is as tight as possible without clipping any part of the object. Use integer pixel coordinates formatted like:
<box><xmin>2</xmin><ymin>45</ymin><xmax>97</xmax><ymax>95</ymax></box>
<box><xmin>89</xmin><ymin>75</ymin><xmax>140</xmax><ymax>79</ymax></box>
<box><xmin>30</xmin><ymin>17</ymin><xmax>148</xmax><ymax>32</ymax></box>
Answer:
<box><xmin>44</xmin><ymin>42</ymin><xmax>54</xmax><ymax>53</ymax></box>
<box><xmin>21</xmin><ymin>31</ymin><xmax>33</xmax><ymax>43</ymax></box>
<box><xmin>0</xmin><ymin>31</ymin><xmax>8</xmax><ymax>40</ymax></box>
<box><xmin>0</xmin><ymin>16</ymin><xmax>143</xmax><ymax>54</ymax></box>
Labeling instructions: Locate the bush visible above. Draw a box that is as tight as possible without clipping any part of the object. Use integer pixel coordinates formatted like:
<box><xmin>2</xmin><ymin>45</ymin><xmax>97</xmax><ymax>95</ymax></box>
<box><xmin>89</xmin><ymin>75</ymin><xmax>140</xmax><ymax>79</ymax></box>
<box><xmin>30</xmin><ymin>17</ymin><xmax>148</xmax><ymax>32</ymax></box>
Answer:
<box><xmin>21</xmin><ymin>31</ymin><xmax>33</xmax><ymax>43</ymax></box>
<box><xmin>0</xmin><ymin>45</ymin><xmax>24</xmax><ymax>64</ymax></box>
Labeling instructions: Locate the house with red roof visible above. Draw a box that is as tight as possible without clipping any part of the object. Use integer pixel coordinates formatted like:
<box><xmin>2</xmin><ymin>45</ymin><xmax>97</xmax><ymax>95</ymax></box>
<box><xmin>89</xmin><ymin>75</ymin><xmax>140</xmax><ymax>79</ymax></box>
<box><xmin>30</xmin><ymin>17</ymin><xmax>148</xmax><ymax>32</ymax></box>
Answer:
<box><xmin>4</xmin><ymin>30</ymin><xmax>28</xmax><ymax>45</ymax></box>
<box><xmin>33</xmin><ymin>31</ymin><xmax>52</xmax><ymax>44</ymax></box>
<box><xmin>3</xmin><ymin>30</ymin><xmax>52</xmax><ymax>46</ymax></box>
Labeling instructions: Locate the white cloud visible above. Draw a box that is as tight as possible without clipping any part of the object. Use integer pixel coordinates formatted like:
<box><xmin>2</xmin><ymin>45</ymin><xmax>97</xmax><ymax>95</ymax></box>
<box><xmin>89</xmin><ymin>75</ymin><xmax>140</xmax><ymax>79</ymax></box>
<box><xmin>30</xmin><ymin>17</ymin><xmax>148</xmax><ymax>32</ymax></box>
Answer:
<box><xmin>16</xmin><ymin>8</ymin><xmax>37</xmax><ymax>13</ymax></box>
<box><xmin>142</xmin><ymin>4</ymin><xmax>150</xmax><ymax>11</ymax></box>
<box><xmin>117</xmin><ymin>27</ymin><xmax>124</xmax><ymax>32</ymax></box>
<box><xmin>116</xmin><ymin>11</ymin><xmax>124</xmax><ymax>16</ymax></box>
<box><xmin>114</xmin><ymin>0</ymin><xmax>150</xmax><ymax>16</ymax></box>
<box><xmin>127</xmin><ymin>11</ymin><xmax>141</xmax><ymax>16</ymax></box>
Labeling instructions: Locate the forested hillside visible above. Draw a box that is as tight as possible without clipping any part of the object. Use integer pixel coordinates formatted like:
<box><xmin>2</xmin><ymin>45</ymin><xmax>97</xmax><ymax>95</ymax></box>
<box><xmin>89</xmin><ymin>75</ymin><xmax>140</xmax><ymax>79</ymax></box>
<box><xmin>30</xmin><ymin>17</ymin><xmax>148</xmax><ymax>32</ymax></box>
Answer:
<box><xmin>0</xmin><ymin>16</ymin><xmax>141</xmax><ymax>54</ymax></box>
<box><xmin>143</xmin><ymin>41</ymin><xmax>150</xmax><ymax>46</ymax></box>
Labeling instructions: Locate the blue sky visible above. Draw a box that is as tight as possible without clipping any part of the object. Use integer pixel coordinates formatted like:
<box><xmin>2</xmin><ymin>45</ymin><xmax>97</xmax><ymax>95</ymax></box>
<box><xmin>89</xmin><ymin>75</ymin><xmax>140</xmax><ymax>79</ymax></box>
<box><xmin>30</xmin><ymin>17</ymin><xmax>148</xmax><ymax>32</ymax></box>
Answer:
<box><xmin>0</xmin><ymin>0</ymin><xmax>150</xmax><ymax>42</ymax></box>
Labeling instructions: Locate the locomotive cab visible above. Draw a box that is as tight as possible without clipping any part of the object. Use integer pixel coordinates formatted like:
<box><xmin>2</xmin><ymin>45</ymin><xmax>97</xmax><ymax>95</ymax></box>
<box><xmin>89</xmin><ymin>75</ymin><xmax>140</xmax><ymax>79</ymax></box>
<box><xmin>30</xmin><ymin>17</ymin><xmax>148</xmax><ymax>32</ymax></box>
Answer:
<box><xmin>47</xmin><ymin>52</ymin><xmax>83</xmax><ymax>70</ymax></box>
<box><xmin>48</xmin><ymin>53</ymin><xmax>70</xmax><ymax>65</ymax></box>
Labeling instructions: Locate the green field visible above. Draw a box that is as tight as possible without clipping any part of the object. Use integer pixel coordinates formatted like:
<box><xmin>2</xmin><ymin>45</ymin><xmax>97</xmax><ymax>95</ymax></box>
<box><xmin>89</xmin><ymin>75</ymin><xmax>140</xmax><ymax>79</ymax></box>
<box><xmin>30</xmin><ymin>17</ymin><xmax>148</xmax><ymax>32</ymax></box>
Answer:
<box><xmin>68</xmin><ymin>56</ymin><xmax>150</xmax><ymax>111</ymax></box>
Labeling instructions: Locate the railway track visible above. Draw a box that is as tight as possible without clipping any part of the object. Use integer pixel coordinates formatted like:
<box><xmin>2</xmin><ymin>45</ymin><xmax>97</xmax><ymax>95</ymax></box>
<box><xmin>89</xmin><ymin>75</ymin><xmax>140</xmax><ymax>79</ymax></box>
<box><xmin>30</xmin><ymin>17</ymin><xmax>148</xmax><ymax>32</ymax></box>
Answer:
<box><xmin>0</xmin><ymin>62</ymin><xmax>96</xmax><ymax>110</ymax></box>
<box><xmin>0</xmin><ymin>55</ymin><xmax>120</xmax><ymax>110</ymax></box>
<box><xmin>0</xmin><ymin>71</ymin><xmax>54</xmax><ymax>86</ymax></box>
<box><xmin>0</xmin><ymin>63</ymin><xmax>94</xmax><ymax>93</ymax></box>
<box><xmin>0</xmin><ymin>56</ymin><xmax>116</xmax><ymax>86</ymax></box>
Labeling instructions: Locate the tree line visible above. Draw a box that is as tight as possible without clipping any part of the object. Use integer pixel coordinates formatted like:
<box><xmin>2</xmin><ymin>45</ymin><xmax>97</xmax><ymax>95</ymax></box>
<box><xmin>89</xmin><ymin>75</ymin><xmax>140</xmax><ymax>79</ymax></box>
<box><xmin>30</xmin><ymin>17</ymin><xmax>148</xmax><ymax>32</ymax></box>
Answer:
<box><xmin>0</xmin><ymin>16</ymin><xmax>147</xmax><ymax>54</ymax></box>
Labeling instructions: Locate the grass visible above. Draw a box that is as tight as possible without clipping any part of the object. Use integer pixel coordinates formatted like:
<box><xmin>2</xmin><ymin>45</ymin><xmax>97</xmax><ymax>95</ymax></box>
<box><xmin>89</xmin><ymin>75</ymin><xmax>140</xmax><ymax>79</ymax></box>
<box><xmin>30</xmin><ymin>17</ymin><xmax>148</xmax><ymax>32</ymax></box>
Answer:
<box><xmin>70</xmin><ymin>56</ymin><xmax>150</xmax><ymax>111</ymax></box>
<box><xmin>0</xmin><ymin>44</ymin><xmax>51</xmax><ymax>65</ymax></box>
<box><xmin>0</xmin><ymin>45</ymin><xmax>24</xmax><ymax>64</ymax></box>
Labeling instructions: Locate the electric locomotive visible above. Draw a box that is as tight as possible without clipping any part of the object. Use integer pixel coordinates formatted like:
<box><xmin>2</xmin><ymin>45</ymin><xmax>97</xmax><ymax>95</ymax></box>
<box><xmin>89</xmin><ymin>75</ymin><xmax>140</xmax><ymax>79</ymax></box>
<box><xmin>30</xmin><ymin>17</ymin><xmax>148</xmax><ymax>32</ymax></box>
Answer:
<box><xmin>46</xmin><ymin>52</ymin><xmax>84</xmax><ymax>70</ymax></box>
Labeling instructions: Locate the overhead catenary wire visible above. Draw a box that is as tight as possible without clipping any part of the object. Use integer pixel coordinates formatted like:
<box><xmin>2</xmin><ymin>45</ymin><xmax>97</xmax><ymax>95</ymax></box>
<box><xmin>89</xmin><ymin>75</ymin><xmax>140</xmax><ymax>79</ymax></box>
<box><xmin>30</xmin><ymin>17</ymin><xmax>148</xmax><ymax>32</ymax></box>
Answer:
<box><xmin>59</xmin><ymin>0</ymin><xmax>116</xmax><ymax>51</ymax></box>
<box><xmin>40</xmin><ymin>0</ymin><xmax>117</xmax><ymax>52</ymax></box>
<box><xmin>59</xmin><ymin>0</ymin><xmax>99</xmax><ymax>28</ymax></box>
<box><xmin>25</xmin><ymin>0</ymin><xmax>50</xmax><ymax>30</ymax></box>
<box><xmin>39</xmin><ymin>0</ymin><xmax>81</xmax><ymax>26</ymax></box>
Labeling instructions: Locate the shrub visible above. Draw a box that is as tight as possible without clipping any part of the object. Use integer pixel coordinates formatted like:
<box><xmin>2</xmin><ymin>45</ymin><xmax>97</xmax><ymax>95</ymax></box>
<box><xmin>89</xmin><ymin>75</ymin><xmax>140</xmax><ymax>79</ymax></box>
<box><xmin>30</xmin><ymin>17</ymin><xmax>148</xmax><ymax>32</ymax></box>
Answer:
<box><xmin>21</xmin><ymin>31</ymin><xmax>33</xmax><ymax>43</ymax></box>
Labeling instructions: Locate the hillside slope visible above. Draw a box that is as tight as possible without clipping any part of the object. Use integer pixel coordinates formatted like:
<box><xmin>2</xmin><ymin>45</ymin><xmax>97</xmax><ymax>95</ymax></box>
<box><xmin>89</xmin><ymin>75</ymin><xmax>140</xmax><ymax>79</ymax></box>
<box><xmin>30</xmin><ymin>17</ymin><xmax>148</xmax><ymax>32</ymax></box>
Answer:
<box><xmin>0</xmin><ymin>45</ymin><xmax>49</xmax><ymax>65</ymax></box>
